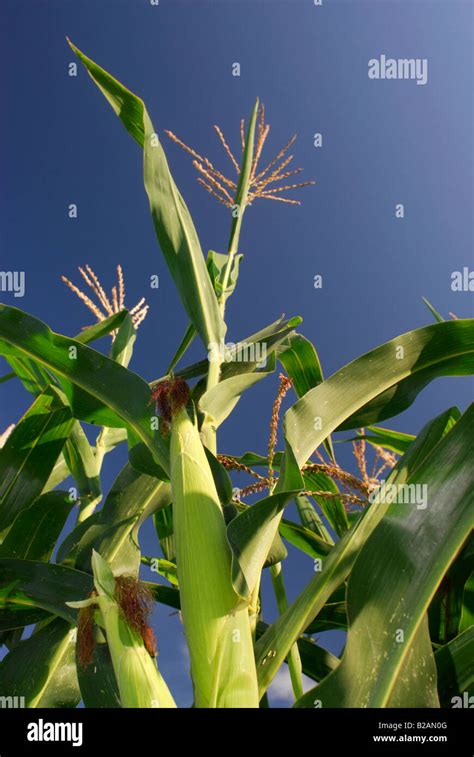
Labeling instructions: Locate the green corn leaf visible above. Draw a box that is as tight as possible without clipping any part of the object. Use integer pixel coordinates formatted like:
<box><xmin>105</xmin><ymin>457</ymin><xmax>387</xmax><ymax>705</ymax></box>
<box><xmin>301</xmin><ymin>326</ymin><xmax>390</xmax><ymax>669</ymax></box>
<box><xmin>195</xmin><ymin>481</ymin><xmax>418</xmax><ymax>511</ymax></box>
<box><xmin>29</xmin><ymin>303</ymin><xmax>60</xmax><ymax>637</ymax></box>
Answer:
<box><xmin>343</xmin><ymin>425</ymin><xmax>416</xmax><ymax>455</ymax></box>
<box><xmin>428</xmin><ymin>537</ymin><xmax>474</xmax><ymax>644</ymax></box>
<box><xmin>68</xmin><ymin>39</ymin><xmax>225</xmax><ymax>350</ymax></box>
<box><xmin>147</xmin><ymin>582</ymin><xmax>180</xmax><ymax>611</ymax></box>
<box><xmin>75</xmin><ymin>463</ymin><xmax>171</xmax><ymax>576</ymax></box>
<box><xmin>205</xmin><ymin>448</ymin><xmax>233</xmax><ymax>506</ymax></box>
<box><xmin>73</xmin><ymin>310</ymin><xmax>129</xmax><ymax>345</ymax></box>
<box><xmin>278</xmin><ymin>515</ymin><xmax>333</xmax><ymax>559</ymax></box>
<box><xmin>0</xmin><ymin>371</ymin><xmax>15</xmax><ymax>385</ymax></box>
<box><xmin>199</xmin><ymin>362</ymin><xmax>274</xmax><ymax>431</ymax></box>
<box><xmin>459</xmin><ymin>568</ymin><xmax>474</xmax><ymax>634</ymax></box>
<box><xmin>109</xmin><ymin>313</ymin><xmax>136</xmax><ymax>368</ymax></box>
<box><xmin>77</xmin><ymin>641</ymin><xmax>122</xmax><ymax>708</ymax></box>
<box><xmin>145</xmin><ymin>558</ymin><xmax>178</xmax><ymax>587</ymax></box>
<box><xmin>56</xmin><ymin>512</ymin><xmax>102</xmax><ymax>566</ymax></box>
<box><xmin>435</xmin><ymin>627</ymin><xmax>474</xmax><ymax>707</ymax></box>
<box><xmin>304</xmin><ymin>591</ymin><xmax>348</xmax><ymax>633</ymax></box>
<box><xmin>0</xmin><ymin>304</ymin><xmax>169</xmax><ymax>476</ymax></box>
<box><xmin>301</xmin><ymin>469</ymin><xmax>349</xmax><ymax>537</ymax></box>
<box><xmin>278</xmin><ymin>334</ymin><xmax>324</xmax><ymax>398</ymax></box>
<box><xmin>423</xmin><ymin>297</ymin><xmax>445</xmax><ymax>323</ymax></box>
<box><xmin>281</xmin><ymin>320</ymin><xmax>474</xmax><ymax>482</ymax></box>
<box><xmin>61</xmin><ymin>422</ymin><xmax>101</xmax><ymax>521</ymax></box>
<box><xmin>0</xmin><ymin>618</ymin><xmax>80</xmax><ymax>708</ymax></box>
<box><xmin>4</xmin><ymin>354</ymin><xmax>52</xmax><ymax>396</ymax></box>
<box><xmin>294</xmin><ymin>405</ymin><xmax>474</xmax><ymax>707</ymax></box>
<box><xmin>0</xmin><ymin>559</ymin><xmax>93</xmax><ymax>630</ymax></box>
<box><xmin>227</xmin><ymin>490</ymin><xmax>300</xmax><ymax>600</ymax></box>
<box><xmin>0</xmin><ymin>491</ymin><xmax>73</xmax><ymax>561</ymax></box>
<box><xmin>278</xmin><ymin>333</ymin><xmax>335</xmax><ymax>461</ymax></box>
<box><xmin>153</xmin><ymin>505</ymin><xmax>174</xmax><ymax>562</ymax></box>
<box><xmin>5</xmin><ymin>313</ymin><xmax>130</xmax><ymax>508</ymax></box>
<box><xmin>169</xmin><ymin>315</ymin><xmax>302</xmax><ymax>383</ymax></box>
<box><xmin>207</xmin><ymin>250</ymin><xmax>243</xmax><ymax>300</ymax></box>
<box><xmin>293</xmin><ymin>495</ymin><xmax>335</xmax><ymax>544</ymax></box>
<box><xmin>0</xmin><ymin>386</ymin><xmax>74</xmax><ymax>537</ymax></box>
<box><xmin>256</xmin><ymin>405</ymin><xmax>460</xmax><ymax>695</ymax></box>
<box><xmin>166</xmin><ymin>322</ymin><xmax>196</xmax><ymax>375</ymax></box>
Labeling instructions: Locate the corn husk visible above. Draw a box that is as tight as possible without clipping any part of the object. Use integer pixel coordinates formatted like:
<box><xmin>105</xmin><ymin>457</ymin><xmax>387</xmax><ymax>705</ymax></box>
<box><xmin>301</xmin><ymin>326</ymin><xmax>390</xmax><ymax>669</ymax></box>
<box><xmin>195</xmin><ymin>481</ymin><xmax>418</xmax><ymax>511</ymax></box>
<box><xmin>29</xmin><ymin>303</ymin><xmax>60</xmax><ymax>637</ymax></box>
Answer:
<box><xmin>170</xmin><ymin>407</ymin><xmax>259</xmax><ymax>707</ymax></box>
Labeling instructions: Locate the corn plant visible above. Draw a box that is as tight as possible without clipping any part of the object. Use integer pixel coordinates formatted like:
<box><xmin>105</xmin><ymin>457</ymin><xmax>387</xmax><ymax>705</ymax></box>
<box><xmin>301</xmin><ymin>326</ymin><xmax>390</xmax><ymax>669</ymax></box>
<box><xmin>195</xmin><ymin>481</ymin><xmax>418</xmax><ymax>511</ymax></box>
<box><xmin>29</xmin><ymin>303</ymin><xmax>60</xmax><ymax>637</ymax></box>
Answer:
<box><xmin>0</xmin><ymin>40</ymin><xmax>473</xmax><ymax>709</ymax></box>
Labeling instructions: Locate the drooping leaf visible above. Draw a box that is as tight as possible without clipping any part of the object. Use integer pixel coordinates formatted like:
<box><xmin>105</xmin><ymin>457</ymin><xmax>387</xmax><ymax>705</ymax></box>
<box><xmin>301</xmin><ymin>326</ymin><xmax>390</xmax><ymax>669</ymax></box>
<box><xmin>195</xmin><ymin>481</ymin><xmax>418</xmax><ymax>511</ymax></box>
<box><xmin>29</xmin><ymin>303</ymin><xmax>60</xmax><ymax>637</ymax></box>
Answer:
<box><xmin>0</xmin><ymin>559</ymin><xmax>92</xmax><ymax>630</ymax></box>
<box><xmin>281</xmin><ymin>320</ymin><xmax>474</xmax><ymax>481</ymax></box>
<box><xmin>0</xmin><ymin>305</ymin><xmax>170</xmax><ymax>476</ymax></box>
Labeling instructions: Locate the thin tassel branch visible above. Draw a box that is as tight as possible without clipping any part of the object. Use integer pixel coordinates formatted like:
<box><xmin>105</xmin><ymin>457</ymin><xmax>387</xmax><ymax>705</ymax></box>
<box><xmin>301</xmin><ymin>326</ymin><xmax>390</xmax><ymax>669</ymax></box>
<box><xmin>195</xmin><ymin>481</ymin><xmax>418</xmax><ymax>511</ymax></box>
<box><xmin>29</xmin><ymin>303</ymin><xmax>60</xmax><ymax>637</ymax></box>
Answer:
<box><xmin>268</xmin><ymin>373</ymin><xmax>293</xmax><ymax>485</ymax></box>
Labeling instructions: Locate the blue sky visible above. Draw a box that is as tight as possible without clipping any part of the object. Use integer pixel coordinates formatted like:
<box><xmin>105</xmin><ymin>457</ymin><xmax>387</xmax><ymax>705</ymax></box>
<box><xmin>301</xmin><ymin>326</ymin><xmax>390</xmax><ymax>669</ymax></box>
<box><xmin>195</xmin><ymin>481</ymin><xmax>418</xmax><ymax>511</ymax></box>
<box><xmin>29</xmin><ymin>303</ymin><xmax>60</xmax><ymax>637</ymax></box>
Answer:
<box><xmin>1</xmin><ymin>0</ymin><xmax>473</xmax><ymax>706</ymax></box>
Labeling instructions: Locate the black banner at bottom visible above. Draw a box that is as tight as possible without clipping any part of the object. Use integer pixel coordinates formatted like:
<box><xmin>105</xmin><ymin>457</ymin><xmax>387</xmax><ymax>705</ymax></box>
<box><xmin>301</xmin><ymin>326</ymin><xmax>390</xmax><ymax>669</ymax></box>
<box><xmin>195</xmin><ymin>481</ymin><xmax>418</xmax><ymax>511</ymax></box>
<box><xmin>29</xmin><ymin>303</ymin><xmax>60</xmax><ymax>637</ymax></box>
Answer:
<box><xmin>0</xmin><ymin>707</ymin><xmax>471</xmax><ymax>755</ymax></box>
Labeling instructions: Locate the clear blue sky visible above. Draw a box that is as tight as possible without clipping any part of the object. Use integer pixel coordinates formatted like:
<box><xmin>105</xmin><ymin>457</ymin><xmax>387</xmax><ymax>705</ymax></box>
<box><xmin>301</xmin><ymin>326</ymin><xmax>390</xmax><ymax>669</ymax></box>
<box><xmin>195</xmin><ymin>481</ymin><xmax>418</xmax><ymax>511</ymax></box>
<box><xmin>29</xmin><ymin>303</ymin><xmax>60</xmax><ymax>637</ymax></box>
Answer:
<box><xmin>1</xmin><ymin>0</ymin><xmax>473</xmax><ymax>706</ymax></box>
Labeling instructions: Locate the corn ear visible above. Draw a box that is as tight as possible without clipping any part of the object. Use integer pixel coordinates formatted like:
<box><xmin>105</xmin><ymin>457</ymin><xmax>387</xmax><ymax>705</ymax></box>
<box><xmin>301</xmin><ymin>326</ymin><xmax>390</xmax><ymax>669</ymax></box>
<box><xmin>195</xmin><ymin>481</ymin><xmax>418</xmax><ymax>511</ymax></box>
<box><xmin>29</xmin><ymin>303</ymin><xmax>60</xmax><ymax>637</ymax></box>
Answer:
<box><xmin>170</xmin><ymin>406</ymin><xmax>259</xmax><ymax>707</ymax></box>
<box><xmin>72</xmin><ymin>551</ymin><xmax>176</xmax><ymax>708</ymax></box>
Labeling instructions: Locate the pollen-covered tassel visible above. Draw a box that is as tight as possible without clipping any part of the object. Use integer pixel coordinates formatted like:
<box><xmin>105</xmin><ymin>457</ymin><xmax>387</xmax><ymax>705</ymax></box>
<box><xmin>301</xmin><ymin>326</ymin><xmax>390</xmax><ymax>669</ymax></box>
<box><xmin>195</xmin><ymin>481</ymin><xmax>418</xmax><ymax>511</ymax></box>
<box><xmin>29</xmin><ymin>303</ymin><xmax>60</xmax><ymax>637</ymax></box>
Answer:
<box><xmin>166</xmin><ymin>380</ymin><xmax>259</xmax><ymax>708</ymax></box>
<box><xmin>68</xmin><ymin>552</ymin><xmax>176</xmax><ymax>709</ymax></box>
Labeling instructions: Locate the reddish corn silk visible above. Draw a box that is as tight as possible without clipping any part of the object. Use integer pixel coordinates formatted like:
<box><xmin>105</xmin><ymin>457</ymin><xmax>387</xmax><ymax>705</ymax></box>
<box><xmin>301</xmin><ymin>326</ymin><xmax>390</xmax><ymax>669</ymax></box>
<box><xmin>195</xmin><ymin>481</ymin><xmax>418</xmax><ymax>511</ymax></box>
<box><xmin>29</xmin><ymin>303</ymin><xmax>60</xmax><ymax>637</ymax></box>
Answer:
<box><xmin>77</xmin><ymin>579</ymin><xmax>159</xmax><ymax>667</ymax></box>
<box><xmin>142</xmin><ymin>626</ymin><xmax>158</xmax><ymax>658</ymax></box>
<box><xmin>77</xmin><ymin>592</ymin><xmax>98</xmax><ymax>669</ymax></box>
<box><xmin>148</xmin><ymin>377</ymin><xmax>190</xmax><ymax>423</ymax></box>
<box><xmin>115</xmin><ymin>576</ymin><xmax>158</xmax><ymax>658</ymax></box>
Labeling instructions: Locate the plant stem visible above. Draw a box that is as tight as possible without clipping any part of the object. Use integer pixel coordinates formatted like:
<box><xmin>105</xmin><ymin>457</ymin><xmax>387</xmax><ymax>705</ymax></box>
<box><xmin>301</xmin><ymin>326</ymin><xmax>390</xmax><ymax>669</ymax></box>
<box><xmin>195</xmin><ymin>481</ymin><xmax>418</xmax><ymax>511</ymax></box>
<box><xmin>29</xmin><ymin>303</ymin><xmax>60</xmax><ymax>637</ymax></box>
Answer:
<box><xmin>206</xmin><ymin>206</ymin><xmax>246</xmax><ymax>398</ymax></box>
<box><xmin>269</xmin><ymin>562</ymin><xmax>304</xmax><ymax>701</ymax></box>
